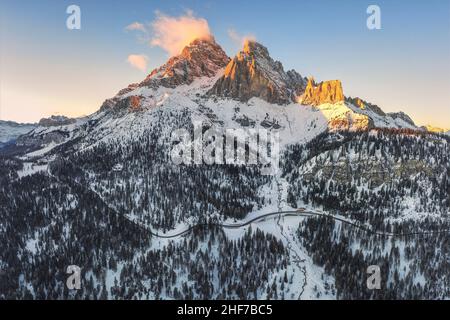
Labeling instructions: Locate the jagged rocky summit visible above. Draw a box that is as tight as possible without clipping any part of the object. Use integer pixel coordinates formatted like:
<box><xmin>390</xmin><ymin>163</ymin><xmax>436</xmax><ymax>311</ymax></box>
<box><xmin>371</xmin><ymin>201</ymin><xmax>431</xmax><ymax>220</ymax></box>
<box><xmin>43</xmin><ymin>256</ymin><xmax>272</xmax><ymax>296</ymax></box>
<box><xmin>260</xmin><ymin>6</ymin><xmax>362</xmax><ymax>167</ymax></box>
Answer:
<box><xmin>140</xmin><ymin>36</ymin><xmax>230</xmax><ymax>89</ymax></box>
<box><xmin>299</xmin><ymin>77</ymin><xmax>344</xmax><ymax>106</ymax></box>
<box><xmin>89</xmin><ymin>37</ymin><xmax>420</xmax><ymax>133</ymax></box>
<box><xmin>208</xmin><ymin>40</ymin><xmax>307</xmax><ymax>104</ymax></box>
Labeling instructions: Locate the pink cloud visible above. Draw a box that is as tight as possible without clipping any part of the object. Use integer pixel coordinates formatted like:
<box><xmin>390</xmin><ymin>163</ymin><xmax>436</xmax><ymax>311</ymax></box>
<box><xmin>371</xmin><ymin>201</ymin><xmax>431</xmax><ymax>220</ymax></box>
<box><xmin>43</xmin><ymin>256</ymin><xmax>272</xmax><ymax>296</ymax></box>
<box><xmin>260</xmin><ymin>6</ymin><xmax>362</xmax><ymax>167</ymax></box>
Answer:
<box><xmin>150</xmin><ymin>11</ymin><xmax>212</xmax><ymax>56</ymax></box>
<box><xmin>125</xmin><ymin>22</ymin><xmax>146</xmax><ymax>32</ymax></box>
<box><xmin>228</xmin><ymin>28</ymin><xmax>256</xmax><ymax>47</ymax></box>
<box><xmin>127</xmin><ymin>54</ymin><xmax>149</xmax><ymax>72</ymax></box>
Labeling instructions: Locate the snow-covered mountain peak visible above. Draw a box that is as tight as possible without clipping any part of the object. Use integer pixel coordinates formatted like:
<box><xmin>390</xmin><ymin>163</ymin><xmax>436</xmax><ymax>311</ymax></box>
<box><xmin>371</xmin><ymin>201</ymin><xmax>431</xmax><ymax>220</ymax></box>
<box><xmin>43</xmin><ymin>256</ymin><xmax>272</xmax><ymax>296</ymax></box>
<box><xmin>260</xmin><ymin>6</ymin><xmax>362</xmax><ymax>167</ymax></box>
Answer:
<box><xmin>387</xmin><ymin>111</ymin><xmax>416</xmax><ymax>127</ymax></box>
<box><xmin>179</xmin><ymin>36</ymin><xmax>220</xmax><ymax>58</ymax></box>
<box><xmin>138</xmin><ymin>37</ymin><xmax>230</xmax><ymax>89</ymax></box>
<box><xmin>11</xmin><ymin>38</ymin><xmax>430</xmax><ymax>159</ymax></box>
<box><xmin>241</xmin><ymin>40</ymin><xmax>270</xmax><ymax>58</ymax></box>
<box><xmin>346</xmin><ymin>97</ymin><xmax>386</xmax><ymax>116</ymax></box>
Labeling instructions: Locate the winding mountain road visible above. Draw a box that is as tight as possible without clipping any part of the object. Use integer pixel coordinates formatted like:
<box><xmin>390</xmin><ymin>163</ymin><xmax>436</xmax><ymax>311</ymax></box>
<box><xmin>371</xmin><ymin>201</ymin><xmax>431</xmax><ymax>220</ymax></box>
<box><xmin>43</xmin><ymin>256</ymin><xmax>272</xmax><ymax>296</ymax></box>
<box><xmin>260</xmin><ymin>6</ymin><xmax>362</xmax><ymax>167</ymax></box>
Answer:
<box><xmin>132</xmin><ymin>209</ymin><xmax>450</xmax><ymax>239</ymax></box>
<box><xmin>54</xmin><ymin>155</ymin><xmax>450</xmax><ymax>240</ymax></box>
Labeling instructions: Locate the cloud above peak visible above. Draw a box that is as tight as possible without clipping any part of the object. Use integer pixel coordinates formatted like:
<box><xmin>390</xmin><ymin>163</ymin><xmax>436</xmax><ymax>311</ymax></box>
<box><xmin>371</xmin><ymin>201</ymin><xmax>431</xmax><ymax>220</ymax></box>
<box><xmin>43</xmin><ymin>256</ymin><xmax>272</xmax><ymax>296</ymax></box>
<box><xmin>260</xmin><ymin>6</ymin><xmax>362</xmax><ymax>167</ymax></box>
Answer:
<box><xmin>228</xmin><ymin>28</ymin><xmax>256</xmax><ymax>47</ymax></box>
<box><xmin>125</xmin><ymin>22</ymin><xmax>146</xmax><ymax>32</ymax></box>
<box><xmin>127</xmin><ymin>54</ymin><xmax>149</xmax><ymax>72</ymax></box>
<box><xmin>150</xmin><ymin>11</ymin><xmax>212</xmax><ymax>56</ymax></box>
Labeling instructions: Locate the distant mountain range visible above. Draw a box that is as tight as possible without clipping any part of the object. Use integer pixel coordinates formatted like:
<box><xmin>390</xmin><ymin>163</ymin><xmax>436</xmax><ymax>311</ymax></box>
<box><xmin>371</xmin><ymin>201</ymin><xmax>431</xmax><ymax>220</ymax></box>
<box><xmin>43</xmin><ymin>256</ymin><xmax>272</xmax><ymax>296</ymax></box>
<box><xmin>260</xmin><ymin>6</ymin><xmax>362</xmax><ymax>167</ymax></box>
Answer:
<box><xmin>0</xmin><ymin>116</ymin><xmax>80</xmax><ymax>147</ymax></box>
<box><xmin>0</xmin><ymin>120</ymin><xmax>36</xmax><ymax>145</ymax></box>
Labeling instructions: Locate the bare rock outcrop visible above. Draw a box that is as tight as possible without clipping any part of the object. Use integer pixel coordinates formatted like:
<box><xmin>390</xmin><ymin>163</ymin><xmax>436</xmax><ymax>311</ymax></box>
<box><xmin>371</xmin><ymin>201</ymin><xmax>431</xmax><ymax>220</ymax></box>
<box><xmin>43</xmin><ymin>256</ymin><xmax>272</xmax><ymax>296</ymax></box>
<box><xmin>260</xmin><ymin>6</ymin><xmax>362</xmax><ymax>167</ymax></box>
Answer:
<box><xmin>300</xmin><ymin>78</ymin><xmax>344</xmax><ymax>106</ymax></box>
<box><xmin>139</xmin><ymin>37</ymin><xmax>230</xmax><ymax>88</ymax></box>
<box><xmin>100</xmin><ymin>95</ymin><xmax>143</xmax><ymax>113</ymax></box>
<box><xmin>208</xmin><ymin>40</ymin><xmax>305</xmax><ymax>104</ymax></box>
<box><xmin>327</xmin><ymin>112</ymin><xmax>374</xmax><ymax>132</ymax></box>
<box><xmin>38</xmin><ymin>115</ymin><xmax>76</xmax><ymax>127</ymax></box>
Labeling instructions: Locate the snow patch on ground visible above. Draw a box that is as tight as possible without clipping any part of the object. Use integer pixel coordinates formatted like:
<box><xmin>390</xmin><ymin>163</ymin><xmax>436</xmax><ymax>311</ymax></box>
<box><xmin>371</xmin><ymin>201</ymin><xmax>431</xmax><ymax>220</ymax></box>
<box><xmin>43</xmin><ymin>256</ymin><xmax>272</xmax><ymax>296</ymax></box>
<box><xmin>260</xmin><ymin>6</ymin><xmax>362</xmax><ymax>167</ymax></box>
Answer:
<box><xmin>17</xmin><ymin>162</ymin><xmax>48</xmax><ymax>178</ymax></box>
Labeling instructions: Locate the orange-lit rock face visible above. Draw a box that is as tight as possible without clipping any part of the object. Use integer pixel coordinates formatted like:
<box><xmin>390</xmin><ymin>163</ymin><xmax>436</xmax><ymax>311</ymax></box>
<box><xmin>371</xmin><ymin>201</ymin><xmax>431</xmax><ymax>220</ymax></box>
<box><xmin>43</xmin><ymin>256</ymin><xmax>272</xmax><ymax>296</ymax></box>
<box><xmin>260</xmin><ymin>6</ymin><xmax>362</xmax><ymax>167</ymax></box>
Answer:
<box><xmin>209</xmin><ymin>40</ymin><xmax>300</xmax><ymax>104</ymax></box>
<box><xmin>354</xmin><ymin>98</ymin><xmax>366</xmax><ymax>109</ymax></box>
<box><xmin>300</xmin><ymin>78</ymin><xmax>344</xmax><ymax>106</ymax></box>
<box><xmin>129</xmin><ymin>96</ymin><xmax>141</xmax><ymax>111</ymax></box>
<box><xmin>100</xmin><ymin>95</ymin><xmax>143</xmax><ymax>113</ymax></box>
<box><xmin>328</xmin><ymin>114</ymin><xmax>373</xmax><ymax>132</ymax></box>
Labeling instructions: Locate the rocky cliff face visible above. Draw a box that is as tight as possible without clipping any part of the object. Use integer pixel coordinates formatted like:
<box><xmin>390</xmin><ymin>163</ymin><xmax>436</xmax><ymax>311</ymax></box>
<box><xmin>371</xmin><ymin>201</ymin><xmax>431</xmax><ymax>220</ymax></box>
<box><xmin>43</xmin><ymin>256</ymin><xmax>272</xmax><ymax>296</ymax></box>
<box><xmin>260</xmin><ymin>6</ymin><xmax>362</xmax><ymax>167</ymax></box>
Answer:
<box><xmin>208</xmin><ymin>40</ymin><xmax>306</xmax><ymax>104</ymax></box>
<box><xmin>38</xmin><ymin>115</ymin><xmax>76</xmax><ymax>127</ymax></box>
<box><xmin>347</xmin><ymin>97</ymin><xmax>386</xmax><ymax>116</ymax></box>
<box><xmin>139</xmin><ymin>37</ymin><xmax>229</xmax><ymax>88</ymax></box>
<box><xmin>300</xmin><ymin>78</ymin><xmax>344</xmax><ymax>106</ymax></box>
<box><xmin>286</xmin><ymin>70</ymin><xmax>308</xmax><ymax>96</ymax></box>
<box><xmin>100</xmin><ymin>95</ymin><xmax>144</xmax><ymax>113</ymax></box>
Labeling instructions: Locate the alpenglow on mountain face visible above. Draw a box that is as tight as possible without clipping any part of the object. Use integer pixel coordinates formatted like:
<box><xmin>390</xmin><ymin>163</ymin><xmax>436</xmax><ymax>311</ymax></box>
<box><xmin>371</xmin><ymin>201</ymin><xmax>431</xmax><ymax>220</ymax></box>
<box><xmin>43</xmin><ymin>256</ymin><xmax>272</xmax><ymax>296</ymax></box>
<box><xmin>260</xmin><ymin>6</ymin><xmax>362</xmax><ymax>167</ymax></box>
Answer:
<box><xmin>300</xmin><ymin>78</ymin><xmax>344</xmax><ymax>106</ymax></box>
<box><xmin>1</xmin><ymin>37</ymin><xmax>449</xmax><ymax>301</ymax></box>
<box><xmin>209</xmin><ymin>40</ymin><xmax>307</xmax><ymax>104</ymax></box>
<box><xmin>141</xmin><ymin>37</ymin><xmax>230</xmax><ymax>88</ymax></box>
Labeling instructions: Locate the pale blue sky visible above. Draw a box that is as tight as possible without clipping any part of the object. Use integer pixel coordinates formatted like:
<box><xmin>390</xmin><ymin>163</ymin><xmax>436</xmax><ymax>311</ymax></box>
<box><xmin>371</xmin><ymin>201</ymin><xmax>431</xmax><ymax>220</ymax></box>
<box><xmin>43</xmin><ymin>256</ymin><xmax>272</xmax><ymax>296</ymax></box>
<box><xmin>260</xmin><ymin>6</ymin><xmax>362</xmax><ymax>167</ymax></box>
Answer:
<box><xmin>1</xmin><ymin>0</ymin><xmax>449</xmax><ymax>128</ymax></box>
